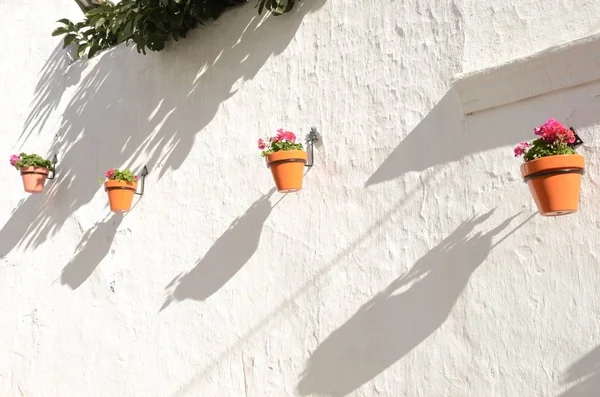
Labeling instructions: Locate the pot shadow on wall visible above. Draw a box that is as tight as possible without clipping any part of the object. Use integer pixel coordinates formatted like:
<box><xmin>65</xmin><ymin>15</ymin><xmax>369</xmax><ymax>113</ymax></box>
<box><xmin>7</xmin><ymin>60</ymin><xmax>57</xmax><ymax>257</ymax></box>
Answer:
<box><xmin>160</xmin><ymin>188</ymin><xmax>279</xmax><ymax>311</ymax></box>
<box><xmin>365</xmin><ymin>88</ymin><xmax>532</xmax><ymax>187</ymax></box>
<box><xmin>0</xmin><ymin>0</ymin><xmax>325</xmax><ymax>258</ymax></box>
<box><xmin>557</xmin><ymin>345</ymin><xmax>600</xmax><ymax>397</ymax></box>
<box><xmin>60</xmin><ymin>213</ymin><xmax>124</xmax><ymax>289</ymax></box>
<box><xmin>297</xmin><ymin>210</ymin><xmax>528</xmax><ymax>397</ymax></box>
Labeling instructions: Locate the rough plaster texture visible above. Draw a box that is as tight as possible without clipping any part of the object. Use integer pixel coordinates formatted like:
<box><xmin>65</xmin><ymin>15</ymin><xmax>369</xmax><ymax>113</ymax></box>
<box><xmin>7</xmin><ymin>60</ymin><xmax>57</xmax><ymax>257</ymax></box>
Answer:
<box><xmin>2</xmin><ymin>1</ymin><xmax>600</xmax><ymax>396</ymax></box>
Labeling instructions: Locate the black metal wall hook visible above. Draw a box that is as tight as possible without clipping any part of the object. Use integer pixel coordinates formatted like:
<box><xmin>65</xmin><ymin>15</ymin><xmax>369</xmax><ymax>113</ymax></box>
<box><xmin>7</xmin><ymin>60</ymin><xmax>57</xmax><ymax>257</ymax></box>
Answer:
<box><xmin>46</xmin><ymin>154</ymin><xmax>59</xmax><ymax>180</ymax></box>
<box><xmin>568</xmin><ymin>127</ymin><xmax>584</xmax><ymax>148</ymax></box>
<box><xmin>305</xmin><ymin>127</ymin><xmax>320</xmax><ymax>168</ymax></box>
<box><xmin>135</xmin><ymin>165</ymin><xmax>149</xmax><ymax>196</ymax></box>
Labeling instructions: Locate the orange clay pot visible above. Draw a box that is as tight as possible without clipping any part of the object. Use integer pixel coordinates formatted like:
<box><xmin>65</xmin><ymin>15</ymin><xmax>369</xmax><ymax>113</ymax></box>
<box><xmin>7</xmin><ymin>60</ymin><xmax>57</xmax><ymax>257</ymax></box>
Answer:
<box><xmin>105</xmin><ymin>180</ymin><xmax>137</xmax><ymax>212</ymax></box>
<box><xmin>20</xmin><ymin>167</ymin><xmax>49</xmax><ymax>193</ymax></box>
<box><xmin>266</xmin><ymin>150</ymin><xmax>307</xmax><ymax>193</ymax></box>
<box><xmin>520</xmin><ymin>154</ymin><xmax>584</xmax><ymax>216</ymax></box>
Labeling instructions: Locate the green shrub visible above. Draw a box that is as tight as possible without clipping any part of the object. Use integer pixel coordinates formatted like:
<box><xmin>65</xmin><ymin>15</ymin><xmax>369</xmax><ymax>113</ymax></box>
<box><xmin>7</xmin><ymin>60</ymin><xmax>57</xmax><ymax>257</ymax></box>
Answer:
<box><xmin>52</xmin><ymin>0</ymin><xmax>300</xmax><ymax>59</ymax></box>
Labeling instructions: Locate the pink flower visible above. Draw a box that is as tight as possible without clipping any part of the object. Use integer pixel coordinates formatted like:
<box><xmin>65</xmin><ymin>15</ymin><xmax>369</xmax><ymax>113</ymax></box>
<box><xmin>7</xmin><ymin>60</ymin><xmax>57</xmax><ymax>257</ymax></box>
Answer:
<box><xmin>9</xmin><ymin>154</ymin><xmax>19</xmax><ymax>166</ymax></box>
<box><xmin>285</xmin><ymin>131</ymin><xmax>296</xmax><ymax>142</ymax></box>
<box><xmin>275</xmin><ymin>129</ymin><xmax>296</xmax><ymax>142</ymax></box>
<box><xmin>564</xmin><ymin>128</ymin><xmax>576</xmax><ymax>144</ymax></box>
<box><xmin>534</xmin><ymin>118</ymin><xmax>570</xmax><ymax>143</ymax></box>
<box><xmin>134</xmin><ymin>176</ymin><xmax>139</xmax><ymax>182</ymax></box>
<box><xmin>105</xmin><ymin>168</ymin><xmax>115</xmax><ymax>179</ymax></box>
<box><xmin>514</xmin><ymin>142</ymin><xmax>530</xmax><ymax>157</ymax></box>
<box><xmin>257</xmin><ymin>138</ymin><xmax>266</xmax><ymax>150</ymax></box>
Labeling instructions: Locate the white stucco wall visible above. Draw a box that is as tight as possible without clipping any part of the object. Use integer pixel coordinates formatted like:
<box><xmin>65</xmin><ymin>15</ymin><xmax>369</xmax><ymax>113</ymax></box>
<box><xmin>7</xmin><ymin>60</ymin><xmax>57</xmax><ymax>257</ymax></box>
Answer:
<box><xmin>2</xmin><ymin>1</ymin><xmax>600</xmax><ymax>396</ymax></box>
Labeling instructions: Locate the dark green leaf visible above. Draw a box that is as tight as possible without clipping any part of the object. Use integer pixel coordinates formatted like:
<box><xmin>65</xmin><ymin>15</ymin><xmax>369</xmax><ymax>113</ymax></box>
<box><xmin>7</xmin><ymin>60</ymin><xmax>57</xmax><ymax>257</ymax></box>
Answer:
<box><xmin>62</xmin><ymin>34</ymin><xmax>78</xmax><ymax>48</ymax></box>
<box><xmin>117</xmin><ymin>20</ymin><xmax>134</xmax><ymax>43</ymax></box>
<box><xmin>57</xmin><ymin>18</ymin><xmax>72</xmax><ymax>25</ymax></box>
<box><xmin>88</xmin><ymin>42</ymin><xmax>101</xmax><ymax>58</ymax></box>
<box><xmin>85</xmin><ymin>8</ymin><xmax>105</xmax><ymax>17</ymax></box>
<box><xmin>283</xmin><ymin>0</ymin><xmax>295</xmax><ymax>13</ymax></box>
<box><xmin>77</xmin><ymin>43</ymin><xmax>89</xmax><ymax>58</ymax></box>
<box><xmin>51</xmin><ymin>27</ymin><xmax>69</xmax><ymax>36</ymax></box>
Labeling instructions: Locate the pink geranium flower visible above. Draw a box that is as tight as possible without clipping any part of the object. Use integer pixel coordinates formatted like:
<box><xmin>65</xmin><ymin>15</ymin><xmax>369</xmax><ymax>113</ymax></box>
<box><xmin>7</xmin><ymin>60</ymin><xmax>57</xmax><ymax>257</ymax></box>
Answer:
<box><xmin>534</xmin><ymin>118</ymin><xmax>574</xmax><ymax>143</ymax></box>
<box><xmin>515</xmin><ymin>118</ymin><xmax>579</xmax><ymax>162</ymax></box>
<box><xmin>276</xmin><ymin>128</ymin><xmax>296</xmax><ymax>142</ymax></box>
<box><xmin>257</xmin><ymin>128</ymin><xmax>304</xmax><ymax>157</ymax></box>
<box><xmin>105</xmin><ymin>168</ymin><xmax>115</xmax><ymax>179</ymax></box>
<box><xmin>513</xmin><ymin>142</ymin><xmax>530</xmax><ymax>157</ymax></box>
<box><xmin>9</xmin><ymin>154</ymin><xmax>19</xmax><ymax>166</ymax></box>
<box><xmin>257</xmin><ymin>138</ymin><xmax>266</xmax><ymax>150</ymax></box>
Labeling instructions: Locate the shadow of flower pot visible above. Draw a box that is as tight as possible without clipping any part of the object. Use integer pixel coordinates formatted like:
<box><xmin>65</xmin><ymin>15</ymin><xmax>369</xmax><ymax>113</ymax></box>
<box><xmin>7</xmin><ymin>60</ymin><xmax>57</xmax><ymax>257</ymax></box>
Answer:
<box><xmin>161</xmin><ymin>188</ymin><xmax>280</xmax><ymax>310</ymax></box>
<box><xmin>60</xmin><ymin>214</ymin><xmax>124</xmax><ymax>289</ymax></box>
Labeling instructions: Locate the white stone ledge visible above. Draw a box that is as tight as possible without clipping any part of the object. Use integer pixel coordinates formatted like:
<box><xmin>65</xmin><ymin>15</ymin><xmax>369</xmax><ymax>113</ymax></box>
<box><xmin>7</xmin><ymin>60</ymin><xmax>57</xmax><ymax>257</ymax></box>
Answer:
<box><xmin>453</xmin><ymin>32</ymin><xmax>600</xmax><ymax>115</ymax></box>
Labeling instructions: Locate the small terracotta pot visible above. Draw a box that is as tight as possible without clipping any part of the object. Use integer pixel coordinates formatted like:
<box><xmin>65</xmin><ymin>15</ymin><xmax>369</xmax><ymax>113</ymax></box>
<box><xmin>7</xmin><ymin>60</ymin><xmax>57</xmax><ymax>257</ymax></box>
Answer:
<box><xmin>105</xmin><ymin>180</ymin><xmax>138</xmax><ymax>212</ymax></box>
<box><xmin>520</xmin><ymin>154</ymin><xmax>585</xmax><ymax>216</ymax></box>
<box><xmin>266</xmin><ymin>150</ymin><xmax>307</xmax><ymax>193</ymax></box>
<box><xmin>20</xmin><ymin>167</ymin><xmax>49</xmax><ymax>193</ymax></box>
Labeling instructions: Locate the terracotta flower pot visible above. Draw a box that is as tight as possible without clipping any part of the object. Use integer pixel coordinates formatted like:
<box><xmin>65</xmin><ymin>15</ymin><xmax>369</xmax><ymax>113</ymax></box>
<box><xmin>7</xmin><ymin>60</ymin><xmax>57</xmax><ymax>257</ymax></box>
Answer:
<box><xmin>520</xmin><ymin>154</ymin><xmax>585</xmax><ymax>216</ymax></box>
<box><xmin>266</xmin><ymin>150</ymin><xmax>307</xmax><ymax>193</ymax></box>
<box><xmin>105</xmin><ymin>180</ymin><xmax>138</xmax><ymax>212</ymax></box>
<box><xmin>20</xmin><ymin>167</ymin><xmax>49</xmax><ymax>193</ymax></box>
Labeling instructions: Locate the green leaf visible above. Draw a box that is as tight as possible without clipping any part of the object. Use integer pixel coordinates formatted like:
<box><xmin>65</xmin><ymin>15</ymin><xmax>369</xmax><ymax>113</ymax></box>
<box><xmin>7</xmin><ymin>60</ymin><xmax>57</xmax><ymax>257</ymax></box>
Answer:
<box><xmin>283</xmin><ymin>0</ymin><xmax>295</xmax><ymax>13</ymax></box>
<box><xmin>77</xmin><ymin>43</ymin><xmax>89</xmax><ymax>58</ymax></box>
<box><xmin>62</xmin><ymin>34</ymin><xmax>78</xmax><ymax>48</ymax></box>
<box><xmin>147</xmin><ymin>34</ymin><xmax>166</xmax><ymax>51</ymax></box>
<box><xmin>56</xmin><ymin>18</ymin><xmax>72</xmax><ymax>25</ymax></box>
<box><xmin>88</xmin><ymin>42</ymin><xmax>101</xmax><ymax>58</ymax></box>
<box><xmin>94</xmin><ymin>18</ymin><xmax>106</xmax><ymax>28</ymax></box>
<box><xmin>117</xmin><ymin>20</ymin><xmax>134</xmax><ymax>43</ymax></box>
<box><xmin>51</xmin><ymin>27</ymin><xmax>69</xmax><ymax>36</ymax></box>
<box><xmin>85</xmin><ymin>8</ymin><xmax>105</xmax><ymax>17</ymax></box>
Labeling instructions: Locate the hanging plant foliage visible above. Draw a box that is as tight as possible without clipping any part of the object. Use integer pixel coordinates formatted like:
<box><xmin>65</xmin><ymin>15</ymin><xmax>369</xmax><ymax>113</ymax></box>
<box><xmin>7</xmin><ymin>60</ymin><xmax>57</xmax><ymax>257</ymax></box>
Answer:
<box><xmin>52</xmin><ymin>0</ymin><xmax>299</xmax><ymax>59</ymax></box>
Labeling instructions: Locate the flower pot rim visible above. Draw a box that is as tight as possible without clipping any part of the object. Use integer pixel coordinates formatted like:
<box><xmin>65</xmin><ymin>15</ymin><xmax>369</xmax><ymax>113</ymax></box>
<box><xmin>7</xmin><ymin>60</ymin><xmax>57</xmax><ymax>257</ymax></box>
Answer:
<box><xmin>522</xmin><ymin>153</ymin><xmax>583</xmax><ymax>163</ymax></box>
<box><xmin>20</xmin><ymin>166</ymin><xmax>49</xmax><ymax>175</ymax></box>
<box><xmin>266</xmin><ymin>149</ymin><xmax>307</xmax><ymax>158</ymax></box>
<box><xmin>105</xmin><ymin>179</ymin><xmax>138</xmax><ymax>191</ymax></box>
<box><xmin>520</xmin><ymin>153</ymin><xmax>584</xmax><ymax>179</ymax></box>
<box><xmin>266</xmin><ymin>149</ymin><xmax>307</xmax><ymax>166</ymax></box>
<box><xmin>104</xmin><ymin>179</ymin><xmax>138</xmax><ymax>185</ymax></box>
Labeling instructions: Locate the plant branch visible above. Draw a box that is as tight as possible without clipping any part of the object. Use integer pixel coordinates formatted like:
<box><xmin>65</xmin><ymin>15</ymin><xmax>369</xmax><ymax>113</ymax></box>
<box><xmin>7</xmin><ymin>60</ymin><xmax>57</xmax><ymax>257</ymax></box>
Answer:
<box><xmin>55</xmin><ymin>0</ymin><xmax>301</xmax><ymax>59</ymax></box>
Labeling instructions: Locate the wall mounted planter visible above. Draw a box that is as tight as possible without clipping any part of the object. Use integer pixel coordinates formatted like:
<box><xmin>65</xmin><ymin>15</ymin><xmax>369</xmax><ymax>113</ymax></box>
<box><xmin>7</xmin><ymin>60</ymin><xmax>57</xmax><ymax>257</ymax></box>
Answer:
<box><xmin>105</xmin><ymin>180</ymin><xmax>137</xmax><ymax>212</ymax></box>
<box><xmin>14</xmin><ymin>154</ymin><xmax>58</xmax><ymax>194</ymax></box>
<box><xmin>261</xmin><ymin>127</ymin><xmax>319</xmax><ymax>193</ymax></box>
<box><xmin>266</xmin><ymin>150</ymin><xmax>307</xmax><ymax>193</ymax></box>
<box><xmin>21</xmin><ymin>167</ymin><xmax>50</xmax><ymax>193</ymax></box>
<box><xmin>521</xmin><ymin>154</ymin><xmax>585</xmax><ymax>216</ymax></box>
<box><xmin>104</xmin><ymin>166</ymin><xmax>149</xmax><ymax>213</ymax></box>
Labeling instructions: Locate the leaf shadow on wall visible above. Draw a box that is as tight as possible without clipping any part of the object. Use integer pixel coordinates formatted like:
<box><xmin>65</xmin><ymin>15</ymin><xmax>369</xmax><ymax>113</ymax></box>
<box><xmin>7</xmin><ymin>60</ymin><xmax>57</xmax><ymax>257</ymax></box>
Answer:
<box><xmin>60</xmin><ymin>213</ymin><xmax>124</xmax><ymax>289</ymax></box>
<box><xmin>20</xmin><ymin>44</ymin><xmax>85</xmax><ymax>143</ymax></box>
<box><xmin>364</xmin><ymin>88</ymin><xmax>532</xmax><ymax>187</ymax></box>
<box><xmin>1</xmin><ymin>0</ymin><xmax>325</xmax><ymax>258</ymax></box>
<box><xmin>557</xmin><ymin>345</ymin><xmax>600</xmax><ymax>397</ymax></box>
<box><xmin>160</xmin><ymin>188</ymin><xmax>280</xmax><ymax>311</ymax></box>
<box><xmin>297</xmin><ymin>210</ymin><xmax>529</xmax><ymax>397</ymax></box>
